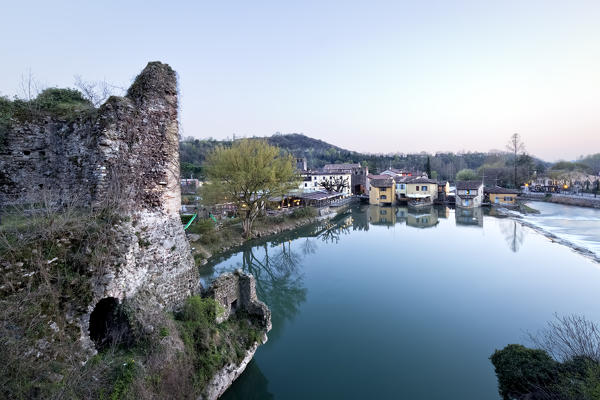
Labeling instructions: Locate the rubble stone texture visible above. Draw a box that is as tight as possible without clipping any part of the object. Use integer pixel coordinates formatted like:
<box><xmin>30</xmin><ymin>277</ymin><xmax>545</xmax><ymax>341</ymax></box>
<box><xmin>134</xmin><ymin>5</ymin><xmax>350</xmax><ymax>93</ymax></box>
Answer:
<box><xmin>1</xmin><ymin>62</ymin><xmax>198</xmax><ymax>350</ymax></box>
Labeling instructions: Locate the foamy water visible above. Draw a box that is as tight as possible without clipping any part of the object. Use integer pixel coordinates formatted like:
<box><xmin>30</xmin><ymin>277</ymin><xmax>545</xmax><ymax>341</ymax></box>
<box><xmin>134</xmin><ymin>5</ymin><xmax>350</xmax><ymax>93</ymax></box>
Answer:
<box><xmin>521</xmin><ymin>201</ymin><xmax>600</xmax><ymax>259</ymax></box>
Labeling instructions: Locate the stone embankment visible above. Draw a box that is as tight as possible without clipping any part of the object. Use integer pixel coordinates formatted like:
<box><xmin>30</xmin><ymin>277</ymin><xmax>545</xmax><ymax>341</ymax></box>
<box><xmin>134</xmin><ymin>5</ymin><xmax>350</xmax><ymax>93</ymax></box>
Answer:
<box><xmin>200</xmin><ymin>270</ymin><xmax>271</xmax><ymax>400</ymax></box>
<box><xmin>521</xmin><ymin>193</ymin><xmax>600</xmax><ymax>209</ymax></box>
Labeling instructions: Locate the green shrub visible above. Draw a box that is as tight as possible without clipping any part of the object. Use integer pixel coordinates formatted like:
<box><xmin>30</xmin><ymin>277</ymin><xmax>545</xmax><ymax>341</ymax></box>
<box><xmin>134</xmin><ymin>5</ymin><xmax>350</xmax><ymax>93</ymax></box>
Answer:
<box><xmin>291</xmin><ymin>206</ymin><xmax>317</xmax><ymax>219</ymax></box>
<box><xmin>187</xmin><ymin>218</ymin><xmax>214</xmax><ymax>235</ymax></box>
<box><xmin>490</xmin><ymin>344</ymin><xmax>559</xmax><ymax>400</ymax></box>
<box><xmin>179</xmin><ymin>296</ymin><xmax>219</xmax><ymax>324</ymax></box>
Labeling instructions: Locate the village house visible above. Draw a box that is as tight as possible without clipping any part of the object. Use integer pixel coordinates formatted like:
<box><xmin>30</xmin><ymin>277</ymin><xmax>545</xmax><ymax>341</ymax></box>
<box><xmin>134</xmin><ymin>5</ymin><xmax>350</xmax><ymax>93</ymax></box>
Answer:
<box><xmin>299</xmin><ymin>171</ymin><xmax>352</xmax><ymax>196</ymax></box>
<box><xmin>404</xmin><ymin>177</ymin><xmax>438</xmax><ymax>207</ymax></box>
<box><xmin>436</xmin><ymin>181</ymin><xmax>450</xmax><ymax>203</ymax></box>
<box><xmin>369</xmin><ymin>177</ymin><xmax>395</xmax><ymax>206</ymax></box>
<box><xmin>485</xmin><ymin>186</ymin><xmax>520</xmax><ymax>206</ymax></box>
<box><xmin>323</xmin><ymin>163</ymin><xmax>369</xmax><ymax>194</ymax></box>
<box><xmin>180</xmin><ymin>178</ymin><xmax>202</xmax><ymax>194</ymax></box>
<box><xmin>455</xmin><ymin>181</ymin><xmax>484</xmax><ymax>208</ymax></box>
<box><xmin>381</xmin><ymin>168</ymin><xmax>424</xmax><ymax>178</ymax></box>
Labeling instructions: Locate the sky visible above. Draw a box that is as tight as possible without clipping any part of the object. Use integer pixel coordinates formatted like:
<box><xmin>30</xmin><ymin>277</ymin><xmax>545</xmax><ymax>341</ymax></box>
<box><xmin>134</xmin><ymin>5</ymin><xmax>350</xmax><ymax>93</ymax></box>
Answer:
<box><xmin>1</xmin><ymin>0</ymin><xmax>599</xmax><ymax>161</ymax></box>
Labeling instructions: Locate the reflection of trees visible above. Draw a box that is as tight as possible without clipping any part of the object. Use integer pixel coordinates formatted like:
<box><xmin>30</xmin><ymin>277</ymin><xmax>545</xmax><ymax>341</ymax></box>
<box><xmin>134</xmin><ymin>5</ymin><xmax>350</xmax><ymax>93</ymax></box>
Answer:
<box><xmin>499</xmin><ymin>219</ymin><xmax>525</xmax><ymax>253</ymax></box>
<box><xmin>300</xmin><ymin>238</ymin><xmax>318</xmax><ymax>255</ymax></box>
<box><xmin>314</xmin><ymin>216</ymin><xmax>353</xmax><ymax>244</ymax></box>
<box><xmin>221</xmin><ymin>242</ymin><xmax>307</xmax><ymax>341</ymax></box>
<box><xmin>351</xmin><ymin>206</ymin><xmax>370</xmax><ymax>231</ymax></box>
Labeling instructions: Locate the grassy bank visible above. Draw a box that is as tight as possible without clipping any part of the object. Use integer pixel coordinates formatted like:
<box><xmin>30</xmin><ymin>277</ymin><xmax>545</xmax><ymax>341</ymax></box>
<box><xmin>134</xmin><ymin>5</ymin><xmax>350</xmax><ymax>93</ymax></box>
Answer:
<box><xmin>0</xmin><ymin>209</ymin><xmax>266</xmax><ymax>399</ymax></box>
<box><xmin>186</xmin><ymin>207</ymin><xmax>320</xmax><ymax>265</ymax></box>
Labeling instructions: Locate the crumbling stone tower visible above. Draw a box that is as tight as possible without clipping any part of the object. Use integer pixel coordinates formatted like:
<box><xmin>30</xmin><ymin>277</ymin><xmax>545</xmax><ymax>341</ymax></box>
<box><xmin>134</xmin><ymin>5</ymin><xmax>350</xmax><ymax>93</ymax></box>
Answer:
<box><xmin>0</xmin><ymin>62</ymin><xmax>198</xmax><ymax>351</ymax></box>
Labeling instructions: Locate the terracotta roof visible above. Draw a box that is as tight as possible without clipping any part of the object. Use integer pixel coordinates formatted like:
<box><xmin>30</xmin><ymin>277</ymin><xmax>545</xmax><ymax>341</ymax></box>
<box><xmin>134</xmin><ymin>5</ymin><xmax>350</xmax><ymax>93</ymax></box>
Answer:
<box><xmin>456</xmin><ymin>180</ymin><xmax>483</xmax><ymax>190</ymax></box>
<box><xmin>368</xmin><ymin>174</ymin><xmax>391</xmax><ymax>180</ymax></box>
<box><xmin>485</xmin><ymin>186</ymin><xmax>520</xmax><ymax>194</ymax></box>
<box><xmin>370</xmin><ymin>178</ymin><xmax>394</xmax><ymax>188</ymax></box>
<box><xmin>408</xmin><ymin>177</ymin><xmax>438</xmax><ymax>184</ymax></box>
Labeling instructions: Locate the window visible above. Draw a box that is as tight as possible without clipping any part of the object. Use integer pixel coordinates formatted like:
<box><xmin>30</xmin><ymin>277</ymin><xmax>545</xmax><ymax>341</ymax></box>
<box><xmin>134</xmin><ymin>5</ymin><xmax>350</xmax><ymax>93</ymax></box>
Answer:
<box><xmin>380</xmin><ymin>195</ymin><xmax>387</xmax><ymax>199</ymax></box>
<box><xmin>416</xmin><ymin>186</ymin><xmax>420</xmax><ymax>191</ymax></box>
<box><xmin>304</xmin><ymin>183</ymin><xmax>308</xmax><ymax>187</ymax></box>
<box><xmin>422</xmin><ymin>186</ymin><xmax>427</xmax><ymax>191</ymax></box>
<box><xmin>380</xmin><ymin>209</ymin><xmax>387</xmax><ymax>215</ymax></box>
<box><xmin>400</xmin><ymin>184</ymin><xmax>405</xmax><ymax>190</ymax></box>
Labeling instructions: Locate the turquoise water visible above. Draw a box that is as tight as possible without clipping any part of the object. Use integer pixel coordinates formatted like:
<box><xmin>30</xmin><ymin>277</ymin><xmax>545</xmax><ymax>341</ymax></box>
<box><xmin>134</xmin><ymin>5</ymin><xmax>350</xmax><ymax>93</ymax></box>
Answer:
<box><xmin>199</xmin><ymin>205</ymin><xmax>600</xmax><ymax>400</ymax></box>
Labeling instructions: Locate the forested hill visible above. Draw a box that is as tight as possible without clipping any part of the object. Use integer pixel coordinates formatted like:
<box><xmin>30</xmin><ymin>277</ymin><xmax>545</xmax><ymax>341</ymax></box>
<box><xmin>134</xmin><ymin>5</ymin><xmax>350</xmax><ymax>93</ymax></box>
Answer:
<box><xmin>179</xmin><ymin>133</ymin><xmax>550</xmax><ymax>184</ymax></box>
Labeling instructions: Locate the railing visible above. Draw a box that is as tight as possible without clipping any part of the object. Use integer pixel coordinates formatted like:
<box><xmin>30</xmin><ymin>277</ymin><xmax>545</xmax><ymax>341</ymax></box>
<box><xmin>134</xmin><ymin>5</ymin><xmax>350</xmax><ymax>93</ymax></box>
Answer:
<box><xmin>329</xmin><ymin>196</ymin><xmax>358</xmax><ymax>207</ymax></box>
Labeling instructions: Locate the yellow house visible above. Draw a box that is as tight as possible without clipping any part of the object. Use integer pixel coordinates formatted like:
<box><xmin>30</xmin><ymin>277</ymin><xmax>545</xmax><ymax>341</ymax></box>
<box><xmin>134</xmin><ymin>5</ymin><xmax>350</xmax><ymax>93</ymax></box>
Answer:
<box><xmin>405</xmin><ymin>178</ymin><xmax>438</xmax><ymax>206</ymax></box>
<box><xmin>369</xmin><ymin>178</ymin><xmax>395</xmax><ymax>206</ymax></box>
<box><xmin>486</xmin><ymin>187</ymin><xmax>519</xmax><ymax>206</ymax></box>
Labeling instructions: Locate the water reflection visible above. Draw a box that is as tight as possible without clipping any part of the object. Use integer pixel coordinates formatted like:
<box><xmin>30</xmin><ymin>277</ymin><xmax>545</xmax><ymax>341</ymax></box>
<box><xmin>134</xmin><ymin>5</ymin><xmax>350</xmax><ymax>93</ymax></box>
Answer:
<box><xmin>499</xmin><ymin>219</ymin><xmax>525</xmax><ymax>253</ymax></box>
<box><xmin>455</xmin><ymin>207</ymin><xmax>484</xmax><ymax>227</ymax></box>
<box><xmin>367</xmin><ymin>205</ymin><xmax>444</xmax><ymax>229</ymax></box>
<box><xmin>231</xmin><ymin>243</ymin><xmax>307</xmax><ymax>341</ymax></box>
<box><xmin>221</xmin><ymin>360</ymin><xmax>274</xmax><ymax>400</ymax></box>
<box><xmin>407</xmin><ymin>207</ymin><xmax>439</xmax><ymax>229</ymax></box>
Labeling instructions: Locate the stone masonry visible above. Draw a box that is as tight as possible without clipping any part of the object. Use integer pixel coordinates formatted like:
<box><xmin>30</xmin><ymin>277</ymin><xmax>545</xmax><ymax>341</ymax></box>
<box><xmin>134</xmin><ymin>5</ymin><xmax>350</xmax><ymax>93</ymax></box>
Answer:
<box><xmin>1</xmin><ymin>62</ymin><xmax>199</xmax><ymax>352</ymax></box>
<box><xmin>206</xmin><ymin>269</ymin><xmax>272</xmax><ymax>330</ymax></box>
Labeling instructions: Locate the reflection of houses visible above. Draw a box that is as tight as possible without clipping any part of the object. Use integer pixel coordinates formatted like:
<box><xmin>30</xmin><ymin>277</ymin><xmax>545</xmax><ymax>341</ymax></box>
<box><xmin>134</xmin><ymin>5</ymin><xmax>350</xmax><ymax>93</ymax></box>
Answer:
<box><xmin>323</xmin><ymin>163</ymin><xmax>368</xmax><ymax>194</ymax></box>
<box><xmin>437</xmin><ymin>206</ymin><xmax>450</xmax><ymax>219</ymax></box>
<box><xmin>367</xmin><ymin>205</ymin><xmax>396</xmax><ymax>225</ymax></box>
<box><xmin>455</xmin><ymin>207</ymin><xmax>483</xmax><ymax>227</ymax></box>
<box><xmin>406</xmin><ymin>207</ymin><xmax>439</xmax><ymax>228</ymax></box>
<box><xmin>299</xmin><ymin>171</ymin><xmax>352</xmax><ymax>196</ymax></box>
<box><xmin>456</xmin><ymin>181</ymin><xmax>484</xmax><ymax>208</ymax></box>
<box><xmin>369</xmin><ymin>176</ymin><xmax>395</xmax><ymax>206</ymax></box>
<box><xmin>395</xmin><ymin>207</ymin><xmax>409</xmax><ymax>223</ymax></box>
<box><xmin>485</xmin><ymin>186</ymin><xmax>519</xmax><ymax>206</ymax></box>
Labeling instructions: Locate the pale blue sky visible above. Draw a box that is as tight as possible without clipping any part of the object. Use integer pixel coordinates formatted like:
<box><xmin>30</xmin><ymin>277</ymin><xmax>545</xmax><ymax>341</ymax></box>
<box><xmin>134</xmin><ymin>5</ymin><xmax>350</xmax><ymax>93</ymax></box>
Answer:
<box><xmin>2</xmin><ymin>0</ymin><xmax>599</xmax><ymax>161</ymax></box>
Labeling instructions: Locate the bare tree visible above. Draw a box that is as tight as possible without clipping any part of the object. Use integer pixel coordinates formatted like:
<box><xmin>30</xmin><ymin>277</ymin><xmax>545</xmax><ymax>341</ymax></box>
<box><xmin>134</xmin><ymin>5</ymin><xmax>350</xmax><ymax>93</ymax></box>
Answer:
<box><xmin>319</xmin><ymin>176</ymin><xmax>349</xmax><ymax>193</ymax></box>
<box><xmin>528</xmin><ymin>313</ymin><xmax>600</xmax><ymax>363</ymax></box>
<box><xmin>74</xmin><ymin>75</ymin><xmax>124</xmax><ymax>107</ymax></box>
<box><xmin>19</xmin><ymin>69</ymin><xmax>43</xmax><ymax>101</ymax></box>
<box><xmin>507</xmin><ymin>133</ymin><xmax>525</xmax><ymax>188</ymax></box>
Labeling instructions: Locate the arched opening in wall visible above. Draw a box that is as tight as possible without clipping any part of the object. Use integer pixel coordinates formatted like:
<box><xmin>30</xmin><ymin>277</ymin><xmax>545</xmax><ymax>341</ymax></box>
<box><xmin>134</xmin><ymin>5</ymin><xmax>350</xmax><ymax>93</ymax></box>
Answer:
<box><xmin>89</xmin><ymin>297</ymin><xmax>133</xmax><ymax>351</ymax></box>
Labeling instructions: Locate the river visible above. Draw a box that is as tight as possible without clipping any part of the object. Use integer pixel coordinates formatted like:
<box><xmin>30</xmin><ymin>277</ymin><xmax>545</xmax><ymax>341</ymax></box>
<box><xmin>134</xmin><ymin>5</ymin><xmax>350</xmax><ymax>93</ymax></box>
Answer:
<box><xmin>199</xmin><ymin>204</ymin><xmax>600</xmax><ymax>400</ymax></box>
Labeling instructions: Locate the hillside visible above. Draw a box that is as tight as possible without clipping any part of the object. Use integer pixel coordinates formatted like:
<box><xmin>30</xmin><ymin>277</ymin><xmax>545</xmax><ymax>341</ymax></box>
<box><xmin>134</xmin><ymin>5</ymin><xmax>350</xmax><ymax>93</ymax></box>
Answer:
<box><xmin>180</xmin><ymin>133</ymin><xmax>550</xmax><ymax>186</ymax></box>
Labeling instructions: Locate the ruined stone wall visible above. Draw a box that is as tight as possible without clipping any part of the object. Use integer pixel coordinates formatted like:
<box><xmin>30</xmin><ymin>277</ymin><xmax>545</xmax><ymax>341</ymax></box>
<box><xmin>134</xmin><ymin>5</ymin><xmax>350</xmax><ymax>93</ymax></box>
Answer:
<box><xmin>0</xmin><ymin>62</ymin><xmax>181</xmax><ymax>215</ymax></box>
<box><xmin>206</xmin><ymin>270</ymin><xmax>271</xmax><ymax>329</ymax></box>
<box><xmin>1</xmin><ymin>62</ymin><xmax>197</xmax><ymax>353</ymax></box>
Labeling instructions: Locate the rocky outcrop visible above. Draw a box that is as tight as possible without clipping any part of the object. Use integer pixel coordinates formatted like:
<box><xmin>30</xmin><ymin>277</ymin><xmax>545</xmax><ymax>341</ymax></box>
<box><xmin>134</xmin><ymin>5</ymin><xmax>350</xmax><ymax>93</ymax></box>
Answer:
<box><xmin>201</xmin><ymin>270</ymin><xmax>272</xmax><ymax>400</ymax></box>
<box><xmin>200</xmin><ymin>337</ymin><xmax>267</xmax><ymax>400</ymax></box>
